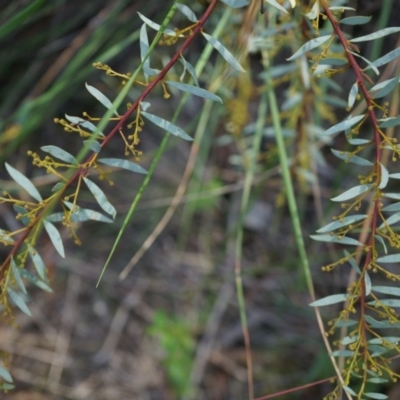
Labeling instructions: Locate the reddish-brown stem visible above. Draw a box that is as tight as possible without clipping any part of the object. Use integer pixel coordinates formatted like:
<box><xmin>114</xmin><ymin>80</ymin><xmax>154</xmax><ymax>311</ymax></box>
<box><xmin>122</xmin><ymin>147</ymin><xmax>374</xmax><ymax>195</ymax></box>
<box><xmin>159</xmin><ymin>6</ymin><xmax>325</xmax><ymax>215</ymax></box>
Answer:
<box><xmin>0</xmin><ymin>0</ymin><xmax>218</xmax><ymax>281</ymax></box>
<box><xmin>254</xmin><ymin>376</ymin><xmax>334</xmax><ymax>400</ymax></box>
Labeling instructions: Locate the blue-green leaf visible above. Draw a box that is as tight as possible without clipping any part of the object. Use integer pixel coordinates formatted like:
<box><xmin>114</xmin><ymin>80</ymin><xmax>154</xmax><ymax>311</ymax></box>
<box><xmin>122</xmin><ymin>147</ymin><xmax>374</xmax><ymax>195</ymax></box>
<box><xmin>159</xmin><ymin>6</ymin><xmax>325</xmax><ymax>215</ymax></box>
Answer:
<box><xmin>41</xmin><ymin>145</ymin><xmax>78</xmax><ymax>165</ymax></box>
<box><xmin>141</xmin><ymin>111</ymin><xmax>192</xmax><ymax>140</ymax></box>
<box><xmin>365</xmin><ymin>272</ymin><xmax>371</xmax><ymax>296</ymax></box>
<box><xmin>264</xmin><ymin>0</ymin><xmax>288</xmax><ymax>14</ymax></box>
<box><xmin>166</xmin><ymin>81</ymin><xmax>222</xmax><ymax>103</ymax></box>
<box><xmin>63</xmin><ymin>201</ymin><xmax>113</xmax><ymax>223</ymax></box>
<box><xmin>220</xmin><ymin>0</ymin><xmax>249</xmax><ymax>8</ymax></box>
<box><xmin>179</xmin><ymin>55</ymin><xmax>199</xmax><ymax>86</ymax></box>
<box><xmin>350</xmin><ymin>51</ymin><xmax>380</xmax><ymax>75</ymax></box>
<box><xmin>340</xmin><ymin>16</ymin><xmax>371</xmax><ymax>25</ymax></box>
<box><xmin>83</xmin><ymin>177</ymin><xmax>116</xmax><ymax>219</ymax></box>
<box><xmin>341</xmin><ymin>335</ymin><xmax>358</xmax><ymax>345</ymax></box>
<box><xmin>320</xmin><ymin>114</ymin><xmax>365</xmax><ymax>136</ymax></box>
<box><xmin>43</xmin><ymin>220</ymin><xmax>65</xmax><ymax>258</ymax></box>
<box><xmin>13</xmin><ymin>205</ymin><xmax>30</xmax><ymax>226</ymax></box>
<box><xmin>0</xmin><ymin>229</ymin><xmax>14</xmax><ymax>245</ymax></box>
<box><xmin>375</xmin><ymin>235</ymin><xmax>387</xmax><ymax>254</ymax></box>
<box><xmin>372</xmin><ymin>286</ymin><xmax>400</xmax><ymax>296</ymax></box>
<box><xmin>364</xmin><ymin>315</ymin><xmax>400</xmax><ymax>329</ymax></box>
<box><xmin>83</xmin><ymin>140</ymin><xmax>102</xmax><ymax>153</ymax></box>
<box><xmin>287</xmin><ymin>35</ymin><xmax>331</xmax><ymax>61</ymax></box>
<box><xmin>364</xmin><ymin>392</ymin><xmax>388</xmax><ymax>400</ymax></box>
<box><xmin>85</xmin><ymin>83</ymin><xmax>118</xmax><ymax>116</ymax></box>
<box><xmin>377</xmin><ymin>253</ymin><xmax>400</xmax><ymax>263</ymax></box>
<box><xmin>348</xmin><ymin>82</ymin><xmax>358</xmax><ymax>108</ymax></box>
<box><xmin>98</xmin><ymin>158</ymin><xmax>147</xmax><ymax>174</ymax></box>
<box><xmin>380</xmin><ymin>212</ymin><xmax>400</xmax><ymax>228</ymax></box>
<box><xmin>20</xmin><ymin>269</ymin><xmax>52</xmax><ymax>292</ymax></box>
<box><xmin>343</xmin><ymin>386</ymin><xmax>357</xmax><ymax>396</ymax></box>
<box><xmin>137</xmin><ymin>12</ymin><xmax>178</xmax><ymax>36</ymax></box>
<box><xmin>344</xmin><ymin>250</ymin><xmax>361</xmax><ymax>274</ymax></box>
<box><xmin>370</xmin><ymin>77</ymin><xmax>400</xmax><ymax>99</ymax></box>
<box><xmin>176</xmin><ymin>3</ymin><xmax>197</xmax><ymax>22</ymax></box>
<box><xmin>309</xmin><ymin>293</ymin><xmax>349</xmax><ymax>306</ymax></box>
<box><xmin>305</xmin><ymin>1</ymin><xmax>319</xmax><ymax>20</ymax></box>
<box><xmin>140</xmin><ymin>24</ymin><xmax>159</xmax><ymax>80</ymax></box>
<box><xmin>367</xmin><ymin>47</ymin><xmax>400</xmax><ymax>70</ymax></box>
<box><xmin>319</xmin><ymin>57</ymin><xmax>348</xmax><ymax>66</ymax></box>
<box><xmin>368</xmin><ymin>336</ymin><xmax>400</xmax><ymax>344</ymax></box>
<box><xmin>379</xmin><ymin>117</ymin><xmax>400</xmax><ymax>128</ymax></box>
<box><xmin>317</xmin><ymin>214</ymin><xmax>367</xmax><ymax>233</ymax></box>
<box><xmin>0</xmin><ymin>366</ymin><xmax>13</xmax><ymax>383</ymax></box>
<box><xmin>7</xmin><ymin>287</ymin><xmax>31</xmax><ymax>316</ymax></box>
<box><xmin>384</xmin><ymin>192</ymin><xmax>400</xmax><ymax>200</ymax></box>
<box><xmin>201</xmin><ymin>32</ymin><xmax>245</xmax><ymax>72</ymax></box>
<box><xmin>350</xmin><ymin>27</ymin><xmax>400</xmax><ymax>43</ymax></box>
<box><xmin>310</xmin><ymin>234</ymin><xmax>363</xmax><ymax>246</ymax></box>
<box><xmin>330</xmin><ymin>350</ymin><xmax>355</xmax><ymax>357</ymax></box>
<box><xmin>51</xmin><ymin>182</ymin><xmax>64</xmax><ymax>192</ymax></box>
<box><xmin>11</xmin><ymin>257</ymin><xmax>26</xmax><ymax>294</ymax></box>
<box><xmin>5</xmin><ymin>162</ymin><xmax>42</xmax><ymax>202</ymax></box>
<box><xmin>331</xmin><ymin>184</ymin><xmax>371</xmax><ymax>202</ymax></box>
<box><xmin>65</xmin><ymin>114</ymin><xmax>104</xmax><ymax>137</ymax></box>
<box><xmin>379</xmin><ymin>162</ymin><xmax>389</xmax><ymax>189</ymax></box>
<box><xmin>331</xmin><ymin>149</ymin><xmax>373</xmax><ymax>166</ymax></box>
<box><xmin>382</xmin><ymin>202</ymin><xmax>400</xmax><ymax>212</ymax></box>
<box><xmin>367</xmin><ymin>378</ymin><xmax>388</xmax><ymax>384</ymax></box>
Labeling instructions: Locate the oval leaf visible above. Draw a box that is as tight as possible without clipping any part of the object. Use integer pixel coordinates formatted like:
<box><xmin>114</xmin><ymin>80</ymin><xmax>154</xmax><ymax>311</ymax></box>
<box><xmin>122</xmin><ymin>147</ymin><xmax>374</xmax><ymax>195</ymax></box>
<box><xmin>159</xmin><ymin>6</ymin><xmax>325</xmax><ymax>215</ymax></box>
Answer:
<box><xmin>166</xmin><ymin>81</ymin><xmax>222</xmax><ymax>103</ymax></box>
<box><xmin>310</xmin><ymin>234</ymin><xmax>363</xmax><ymax>246</ymax></box>
<box><xmin>377</xmin><ymin>253</ymin><xmax>400</xmax><ymax>263</ymax></box>
<box><xmin>83</xmin><ymin>177</ymin><xmax>116</xmax><ymax>219</ymax></box>
<box><xmin>176</xmin><ymin>3</ymin><xmax>198</xmax><ymax>22</ymax></box>
<box><xmin>7</xmin><ymin>287</ymin><xmax>31</xmax><ymax>316</ymax></box>
<box><xmin>309</xmin><ymin>293</ymin><xmax>349</xmax><ymax>307</ymax></box>
<box><xmin>11</xmin><ymin>258</ymin><xmax>27</xmax><ymax>294</ymax></box>
<box><xmin>43</xmin><ymin>220</ymin><xmax>65</xmax><ymax>258</ymax></box>
<box><xmin>41</xmin><ymin>145</ymin><xmax>78</xmax><ymax>165</ymax></box>
<box><xmin>5</xmin><ymin>162</ymin><xmax>42</xmax><ymax>202</ymax></box>
<box><xmin>331</xmin><ymin>184</ymin><xmax>371</xmax><ymax>202</ymax></box>
<box><xmin>98</xmin><ymin>157</ymin><xmax>147</xmax><ymax>174</ymax></box>
<box><xmin>201</xmin><ymin>32</ymin><xmax>245</xmax><ymax>72</ymax></box>
<box><xmin>340</xmin><ymin>16</ymin><xmax>371</xmax><ymax>25</ymax></box>
<box><xmin>141</xmin><ymin>111</ymin><xmax>192</xmax><ymax>140</ymax></box>
<box><xmin>85</xmin><ymin>83</ymin><xmax>118</xmax><ymax>116</ymax></box>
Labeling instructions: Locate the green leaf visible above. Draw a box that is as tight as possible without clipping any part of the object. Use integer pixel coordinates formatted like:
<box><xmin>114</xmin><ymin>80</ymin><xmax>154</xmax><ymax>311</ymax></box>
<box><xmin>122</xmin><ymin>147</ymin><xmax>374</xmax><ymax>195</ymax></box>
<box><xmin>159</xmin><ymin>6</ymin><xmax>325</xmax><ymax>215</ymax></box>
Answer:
<box><xmin>13</xmin><ymin>205</ymin><xmax>30</xmax><ymax>226</ymax></box>
<box><xmin>83</xmin><ymin>177</ymin><xmax>116</xmax><ymax>219</ymax></box>
<box><xmin>350</xmin><ymin>51</ymin><xmax>380</xmax><ymax>75</ymax></box>
<box><xmin>63</xmin><ymin>201</ymin><xmax>114</xmax><ymax>223</ymax></box>
<box><xmin>348</xmin><ymin>82</ymin><xmax>358</xmax><ymax>108</ymax></box>
<box><xmin>98</xmin><ymin>158</ymin><xmax>148</xmax><ymax>174</ymax></box>
<box><xmin>368</xmin><ymin>337</ymin><xmax>400</xmax><ymax>345</ymax></box>
<box><xmin>343</xmin><ymin>386</ymin><xmax>357</xmax><ymax>396</ymax></box>
<box><xmin>344</xmin><ymin>250</ymin><xmax>361</xmax><ymax>274</ymax></box>
<box><xmin>331</xmin><ymin>149</ymin><xmax>373</xmax><ymax>166</ymax></box>
<box><xmin>85</xmin><ymin>83</ymin><xmax>118</xmax><ymax>116</ymax></box>
<box><xmin>319</xmin><ymin>57</ymin><xmax>348</xmax><ymax>66</ymax></box>
<box><xmin>309</xmin><ymin>293</ymin><xmax>349</xmax><ymax>307</ymax></box>
<box><xmin>220</xmin><ymin>0</ymin><xmax>249</xmax><ymax>7</ymax></box>
<box><xmin>137</xmin><ymin>12</ymin><xmax>178</xmax><ymax>36</ymax></box>
<box><xmin>336</xmin><ymin>319</ymin><xmax>357</xmax><ymax>327</ymax></box>
<box><xmin>43</xmin><ymin>220</ymin><xmax>65</xmax><ymax>258</ymax></box>
<box><xmin>65</xmin><ymin>114</ymin><xmax>104</xmax><ymax>137</ymax></box>
<box><xmin>381</xmin><ymin>202</ymin><xmax>400</xmax><ymax>212</ymax></box>
<box><xmin>175</xmin><ymin>3</ymin><xmax>197</xmax><ymax>22</ymax></box>
<box><xmin>331</xmin><ymin>184</ymin><xmax>371</xmax><ymax>202</ymax></box>
<box><xmin>364</xmin><ymin>392</ymin><xmax>388</xmax><ymax>399</ymax></box>
<box><xmin>0</xmin><ymin>366</ymin><xmax>13</xmax><ymax>383</ymax></box>
<box><xmin>340</xmin><ymin>16</ymin><xmax>372</xmax><ymax>25</ymax></box>
<box><xmin>316</xmin><ymin>214</ymin><xmax>367</xmax><ymax>233</ymax></box>
<box><xmin>371</xmin><ymin>77</ymin><xmax>400</xmax><ymax>99</ymax></box>
<box><xmin>11</xmin><ymin>257</ymin><xmax>27</xmax><ymax>294</ymax></box>
<box><xmin>20</xmin><ymin>269</ymin><xmax>52</xmax><ymax>292</ymax></box>
<box><xmin>384</xmin><ymin>192</ymin><xmax>400</xmax><ymax>200</ymax></box>
<box><xmin>330</xmin><ymin>350</ymin><xmax>355</xmax><ymax>357</ymax></box>
<box><xmin>140</xmin><ymin>24</ymin><xmax>159</xmax><ymax>80</ymax></box>
<box><xmin>310</xmin><ymin>234</ymin><xmax>363</xmax><ymax>246</ymax></box>
<box><xmin>364</xmin><ymin>315</ymin><xmax>400</xmax><ymax>329</ymax></box>
<box><xmin>83</xmin><ymin>140</ymin><xmax>102</xmax><ymax>153</ymax></box>
<box><xmin>5</xmin><ymin>162</ymin><xmax>42</xmax><ymax>202</ymax></box>
<box><xmin>41</xmin><ymin>145</ymin><xmax>78</xmax><ymax>165</ymax></box>
<box><xmin>201</xmin><ymin>32</ymin><xmax>245</xmax><ymax>72</ymax></box>
<box><xmin>51</xmin><ymin>182</ymin><xmax>65</xmax><ymax>192</ymax></box>
<box><xmin>141</xmin><ymin>111</ymin><xmax>193</xmax><ymax>140</ymax></box>
<box><xmin>178</xmin><ymin>55</ymin><xmax>199</xmax><ymax>87</ymax></box>
<box><xmin>341</xmin><ymin>335</ymin><xmax>358</xmax><ymax>345</ymax></box>
<box><xmin>379</xmin><ymin>117</ymin><xmax>400</xmax><ymax>128</ymax></box>
<box><xmin>365</xmin><ymin>272</ymin><xmax>371</xmax><ymax>296</ymax></box>
<box><xmin>7</xmin><ymin>287</ymin><xmax>31</xmax><ymax>316</ymax></box>
<box><xmin>372</xmin><ymin>286</ymin><xmax>400</xmax><ymax>296</ymax></box>
<box><xmin>264</xmin><ymin>0</ymin><xmax>288</xmax><ymax>14</ymax></box>
<box><xmin>0</xmin><ymin>229</ymin><xmax>14</xmax><ymax>244</ymax></box>
<box><xmin>305</xmin><ymin>1</ymin><xmax>319</xmax><ymax>20</ymax></box>
<box><xmin>350</xmin><ymin>27</ymin><xmax>400</xmax><ymax>43</ymax></box>
<box><xmin>367</xmin><ymin>47</ymin><xmax>400</xmax><ymax>70</ymax></box>
<box><xmin>369</xmin><ymin>299</ymin><xmax>400</xmax><ymax>307</ymax></box>
<box><xmin>28</xmin><ymin>246</ymin><xmax>46</xmax><ymax>281</ymax></box>
<box><xmin>379</xmin><ymin>162</ymin><xmax>389</xmax><ymax>189</ymax></box>
<box><xmin>380</xmin><ymin>212</ymin><xmax>400</xmax><ymax>228</ymax></box>
<box><xmin>377</xmin><ymin>254</ymin><xmax>400</xmax><ymax>263</ymax></box>
<box><xmin>320</xmin><ymin>114</ymin><xmax>365</xmax><ymax>136</ymax></box>
<box><xmin>375</xmin><ymin>235</ymin><xmax>388</xmax><ymax>254</ymax></box>
<box><xmin>166</xmin><ymin>81</ymin><xmax>222</xmax><ymax>103</ymax></box>
<box><xmin>287</xmin><ymin>35</ymin><xmax>331</xmax><ymax>61</ymax></box>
